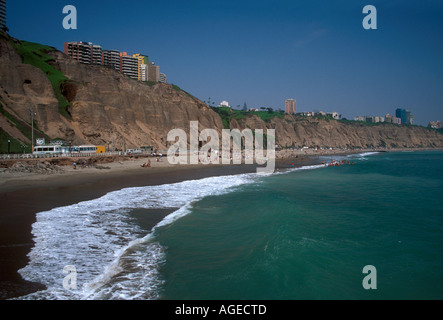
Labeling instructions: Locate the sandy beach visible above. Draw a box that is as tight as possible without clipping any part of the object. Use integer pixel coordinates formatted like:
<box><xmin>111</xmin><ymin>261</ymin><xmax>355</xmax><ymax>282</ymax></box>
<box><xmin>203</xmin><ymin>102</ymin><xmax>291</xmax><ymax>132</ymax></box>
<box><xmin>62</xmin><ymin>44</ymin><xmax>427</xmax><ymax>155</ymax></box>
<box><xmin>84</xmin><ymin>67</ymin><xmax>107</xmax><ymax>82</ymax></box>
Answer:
<box><xmin>0</xmin><ymin>148</ymin><xmax>376</xmax><ymax>299</ymax></box>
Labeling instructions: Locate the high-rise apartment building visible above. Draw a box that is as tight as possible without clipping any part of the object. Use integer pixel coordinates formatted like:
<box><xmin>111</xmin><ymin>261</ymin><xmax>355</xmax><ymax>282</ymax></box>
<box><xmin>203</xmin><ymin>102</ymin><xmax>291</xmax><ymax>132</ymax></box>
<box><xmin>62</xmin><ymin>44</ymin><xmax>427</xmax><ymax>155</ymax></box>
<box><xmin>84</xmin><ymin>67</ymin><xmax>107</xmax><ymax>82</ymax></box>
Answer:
<box><xmin>148</xmin><ymin>62</ymin><xmax>160</xmax><ymax>82</ymax></box>
<box><xmin>395</xmin><ymin>108</ymin><xmax>414</xmax><ymax>125</ymax></box>
<box><xmin>132</xmin><ymin>54</ymin><xmax>149</xmax><ymax>81</ymax></box>
<box><xmin>140</xmin><ymin>64</ymin><xmax>148</xmax><ymax>81</ymax></box>
<box><xmin>0</xmin><ymin>0</ymin><xmax>6</xmax><ymax>30</ymax></box>
<box><xmin>91</xmin><ymin>44</ymin><xmax>103</xmax><ymax>65</ymax></box>
<box><xmin>159</xmin><ymin>73</ymin><xmax>167</xmax><ymax>83</ymax></box>
<box><xmin>285</xmin><ymin>99</ymin><xmax>296</xmax><ymax>114</ymax></box>
<box><xmin>120</xmin><ymin>52</ymin><xmax>138</xmax><ymax>80</ymax></box>
<box><xmin>103</xmin><ymin>49</ymin><xmax>121</xmax><ymax>71</ymax></box>
<box><xmin>64</xmin><ymin>41</ymin><xmax>163</xmax><ymax>82</ymax></box>
<box><xmin>64</xmin><ymin>41</ymin><xmax>102</xmax><ymax>65</ymax></box>
<box><xmin>64</xmin><ymin>41</ymin><xmax>93</xmax><ymax>64</ymax></box>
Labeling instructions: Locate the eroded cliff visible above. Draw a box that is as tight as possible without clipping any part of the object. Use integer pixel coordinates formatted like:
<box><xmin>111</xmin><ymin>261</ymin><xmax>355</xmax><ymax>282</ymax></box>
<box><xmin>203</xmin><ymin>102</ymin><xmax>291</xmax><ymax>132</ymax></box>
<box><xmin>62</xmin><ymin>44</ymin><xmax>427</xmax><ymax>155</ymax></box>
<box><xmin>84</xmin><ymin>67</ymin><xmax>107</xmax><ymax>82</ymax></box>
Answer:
<box><xmin>0</xmin><ymin>32</ymin><xmax>441</xmax><ymax>152</ymax></box>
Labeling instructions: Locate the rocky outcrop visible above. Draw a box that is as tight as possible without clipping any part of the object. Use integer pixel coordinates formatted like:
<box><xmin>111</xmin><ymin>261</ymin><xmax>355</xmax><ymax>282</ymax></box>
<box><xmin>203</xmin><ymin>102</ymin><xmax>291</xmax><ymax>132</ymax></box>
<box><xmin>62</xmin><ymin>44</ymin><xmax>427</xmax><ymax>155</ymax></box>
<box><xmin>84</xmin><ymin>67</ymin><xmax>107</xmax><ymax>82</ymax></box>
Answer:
<box><xmin>4</xmin><ymin>161</ymin><xmax>64</xmax><ymax>175</ymax></box>
<box><xmin>0</xmin><ymin>32</ymin><xmax>442</xmax><ymax>151</ymax></box>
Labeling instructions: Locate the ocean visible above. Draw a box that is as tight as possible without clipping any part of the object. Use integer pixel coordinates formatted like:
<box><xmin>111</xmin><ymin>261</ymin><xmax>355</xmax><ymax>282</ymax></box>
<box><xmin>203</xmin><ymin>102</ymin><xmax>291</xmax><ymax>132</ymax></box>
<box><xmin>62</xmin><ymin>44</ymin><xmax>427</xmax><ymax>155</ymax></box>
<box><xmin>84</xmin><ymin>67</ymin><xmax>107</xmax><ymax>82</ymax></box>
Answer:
<box><xmin>16</xmin><ymin>151</ymin><xmax>443</xmax><ymax>300</ymax></box>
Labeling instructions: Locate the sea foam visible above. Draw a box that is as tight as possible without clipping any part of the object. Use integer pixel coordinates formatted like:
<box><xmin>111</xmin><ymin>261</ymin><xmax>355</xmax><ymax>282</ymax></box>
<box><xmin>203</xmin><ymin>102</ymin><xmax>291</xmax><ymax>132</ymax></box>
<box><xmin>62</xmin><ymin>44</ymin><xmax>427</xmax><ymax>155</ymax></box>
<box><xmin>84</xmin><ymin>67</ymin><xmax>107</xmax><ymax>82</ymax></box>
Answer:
<box><xmin>17</xmin><ymin>157</ymin><xmax>362</xmax><ymax>300</ymax></box>
<box><xmin>17</xmin><ymin>173</ymin><xmax>257</xmax><ymax>300</ymax></box>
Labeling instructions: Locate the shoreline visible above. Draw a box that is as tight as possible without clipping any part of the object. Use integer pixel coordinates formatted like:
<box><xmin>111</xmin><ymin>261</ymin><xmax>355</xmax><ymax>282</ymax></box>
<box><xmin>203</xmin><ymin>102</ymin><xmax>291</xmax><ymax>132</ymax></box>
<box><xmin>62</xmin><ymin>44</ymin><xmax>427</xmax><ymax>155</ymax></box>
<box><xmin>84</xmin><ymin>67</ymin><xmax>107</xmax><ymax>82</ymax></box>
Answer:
<box><xmin>0</xmin><ymin>148</ymin><xmax>370</xmax><ymax>194</ymax></box>
<box><xmin>0</xmin><ymin>148</ymin><xmax>437</xmax><ymax>299</ymax></box>
<box><xmin>0</xmin><ymin>162</ymin><xmax>262</xmax><ymax>300</ymax></box>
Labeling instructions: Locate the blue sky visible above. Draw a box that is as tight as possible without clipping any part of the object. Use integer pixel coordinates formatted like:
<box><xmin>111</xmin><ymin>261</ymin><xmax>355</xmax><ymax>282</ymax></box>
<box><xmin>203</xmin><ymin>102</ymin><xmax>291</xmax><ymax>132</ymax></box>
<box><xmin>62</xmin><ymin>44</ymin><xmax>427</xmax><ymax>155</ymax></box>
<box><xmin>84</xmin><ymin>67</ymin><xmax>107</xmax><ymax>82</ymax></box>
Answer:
<box><xmin>6</xmin><ymin>0</ymin><xmax>443</xmax><ymax>125</ymax></box>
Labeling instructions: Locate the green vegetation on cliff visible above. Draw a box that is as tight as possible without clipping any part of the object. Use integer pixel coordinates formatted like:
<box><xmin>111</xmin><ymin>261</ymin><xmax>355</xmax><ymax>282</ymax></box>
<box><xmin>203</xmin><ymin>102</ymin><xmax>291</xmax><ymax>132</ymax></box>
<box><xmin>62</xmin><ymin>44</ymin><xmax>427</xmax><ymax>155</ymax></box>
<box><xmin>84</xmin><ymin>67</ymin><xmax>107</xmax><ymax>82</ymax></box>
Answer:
<box><xmin>8</xmin><ymin>39</ymin><xmax>72</xmax><ymax>119</ymax></box>
<box><xmin>0</xmin><ymin>33</ymin><xmax>441</xmax><ymax>153</ymax></box>
<box><xmin>211</xmin><ymin>107</ymin><xmax>244</xmax><ymax>129</ymax></box>
<box><xmin>211</xmin><ymin>106</ymin><xmax>284</xmax><ymax>129</ymax></box>
<box><xmin>0</xmin><ymin>102</ymin><xmax>49</xmax><ymax>153</ymax></box>
<box><xmin>0</xmin><ymin>129</ymin><xmax>25</xmax><ymax>154</ymax></box>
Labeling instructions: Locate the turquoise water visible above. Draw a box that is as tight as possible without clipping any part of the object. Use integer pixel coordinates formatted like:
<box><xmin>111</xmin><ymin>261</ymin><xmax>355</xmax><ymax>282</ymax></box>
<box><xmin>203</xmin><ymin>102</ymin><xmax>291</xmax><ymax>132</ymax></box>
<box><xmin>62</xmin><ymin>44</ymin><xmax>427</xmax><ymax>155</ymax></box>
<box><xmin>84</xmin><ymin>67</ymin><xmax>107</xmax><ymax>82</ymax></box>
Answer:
<box><xmin>18</xmin><ymin>151</ymin><xmax>443</xmax><ymax>300</ymax></box>
<box><xmin>154</xmin><ymin>151</ymin><xmax>443</xmax><ymax>299</ymax></box>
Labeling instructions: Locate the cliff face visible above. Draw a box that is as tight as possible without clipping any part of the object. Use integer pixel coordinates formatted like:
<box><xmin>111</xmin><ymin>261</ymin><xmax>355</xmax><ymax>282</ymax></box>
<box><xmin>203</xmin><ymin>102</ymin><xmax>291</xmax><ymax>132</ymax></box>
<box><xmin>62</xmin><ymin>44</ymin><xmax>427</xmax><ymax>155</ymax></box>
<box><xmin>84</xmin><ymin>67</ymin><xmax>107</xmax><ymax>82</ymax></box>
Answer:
<box><xmin>262</xmin><ymin>115</ymin><xmax>442</xmax><ymax>149</ymax></box>
<box><xmin>228</xmin><ymin>114</ymin><xmax>442</xmax><ymax>149</ymax></box>
<box><xmin>0</xmin><ymin>33</ymin><xmax>223</xmax><ymax>150</ymax></box>
<box><xmin>48</xmin><ymin>49</ymin><xmax>224</xmax><ymax>150</ymax></box>
<box><xmin>0</xmin><ymin>33</ymin><xmax>442</xmax><ymax>151</ymax></box>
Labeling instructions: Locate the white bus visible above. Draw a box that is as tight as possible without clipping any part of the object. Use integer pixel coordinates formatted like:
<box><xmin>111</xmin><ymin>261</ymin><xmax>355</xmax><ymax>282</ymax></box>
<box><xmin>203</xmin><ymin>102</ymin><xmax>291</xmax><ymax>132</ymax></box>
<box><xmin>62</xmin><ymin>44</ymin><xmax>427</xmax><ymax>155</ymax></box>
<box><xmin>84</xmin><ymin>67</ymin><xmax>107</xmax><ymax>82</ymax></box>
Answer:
<box><xmin>33</xmin><ymin>145</ymin><xmax>62</xmax><ymax>155</ymax></box>
<box><xmin>71</xmin><ymin>145</ymin><xmax>97</xmax><ymax>154</ymax></box>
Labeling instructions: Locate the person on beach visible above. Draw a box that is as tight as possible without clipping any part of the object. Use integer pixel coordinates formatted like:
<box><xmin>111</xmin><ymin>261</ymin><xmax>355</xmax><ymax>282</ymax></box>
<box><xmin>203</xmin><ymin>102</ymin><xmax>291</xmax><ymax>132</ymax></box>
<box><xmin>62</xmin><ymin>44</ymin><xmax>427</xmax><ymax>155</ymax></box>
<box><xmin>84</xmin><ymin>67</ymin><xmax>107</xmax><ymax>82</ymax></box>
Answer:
<box><xmin>73</xmin><ymin>162</ymin><xmax>76</xmax><ymax>169</ymax></box>
<box><xmin>141</xmin><ymin>160</ymin><xmax>151</xmax><ymax>167</ymax></box>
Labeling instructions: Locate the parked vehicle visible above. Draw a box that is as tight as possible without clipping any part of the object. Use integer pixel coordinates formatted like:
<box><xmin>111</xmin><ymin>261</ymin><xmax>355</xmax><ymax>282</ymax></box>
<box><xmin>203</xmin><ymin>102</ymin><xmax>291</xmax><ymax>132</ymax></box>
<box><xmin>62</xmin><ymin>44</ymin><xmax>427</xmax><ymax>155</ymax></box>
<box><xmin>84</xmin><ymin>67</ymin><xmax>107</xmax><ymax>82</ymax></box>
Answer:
<box><xmin>33</xmin><ymin>145</ymin><xmax>62</xmax><ymax>155</ymax></box>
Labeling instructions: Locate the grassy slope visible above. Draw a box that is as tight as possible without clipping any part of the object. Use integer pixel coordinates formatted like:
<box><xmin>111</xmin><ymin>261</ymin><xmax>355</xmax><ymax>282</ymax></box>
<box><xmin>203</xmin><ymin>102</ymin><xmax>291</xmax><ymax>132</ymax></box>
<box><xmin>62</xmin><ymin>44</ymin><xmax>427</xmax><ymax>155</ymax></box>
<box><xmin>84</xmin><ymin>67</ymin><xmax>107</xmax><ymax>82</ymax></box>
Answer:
<box><xmin>0</xmin><ymin>101</ymin><xmax>50</xmax><ymax>153</ymax></box>
<box><xmin>211</xmin><ymin>106</ymin><xmax>284</xmax><ymax>129</ymax></box>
